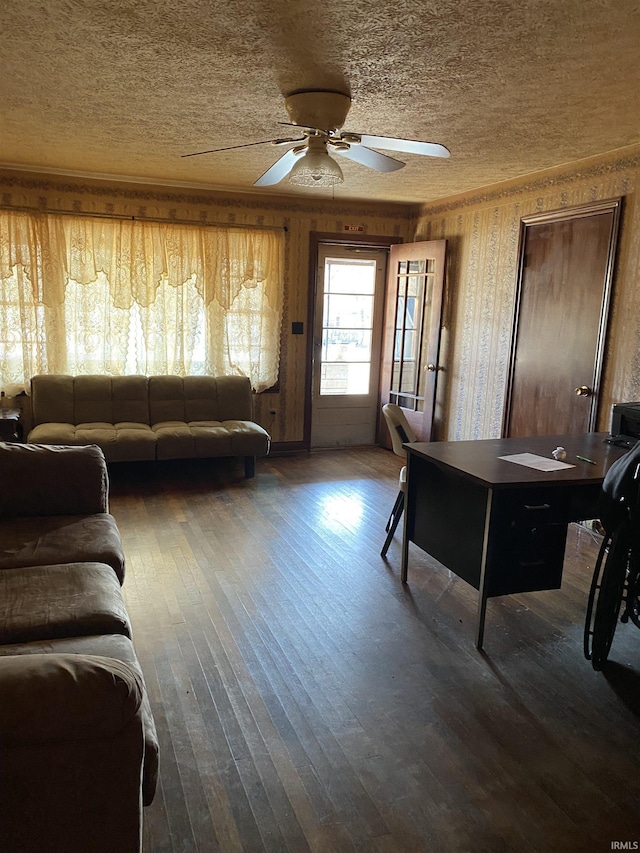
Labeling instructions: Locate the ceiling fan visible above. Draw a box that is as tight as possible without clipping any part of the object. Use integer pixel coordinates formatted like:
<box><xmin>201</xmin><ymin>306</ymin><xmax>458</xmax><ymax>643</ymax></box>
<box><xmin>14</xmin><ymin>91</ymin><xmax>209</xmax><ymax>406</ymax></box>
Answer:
<box><xmin>182</xmin><ymin>89</ymin><xmax>450</xmax><ymax>188</ymax></box>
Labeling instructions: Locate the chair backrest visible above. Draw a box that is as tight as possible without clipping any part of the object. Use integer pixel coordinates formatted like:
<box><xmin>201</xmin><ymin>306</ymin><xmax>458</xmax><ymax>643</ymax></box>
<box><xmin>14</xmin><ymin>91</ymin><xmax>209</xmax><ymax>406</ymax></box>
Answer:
<box><xmin>382</xmin><ymin>403</ymin><xmax>418</xmax><ymax>459</ymax></box>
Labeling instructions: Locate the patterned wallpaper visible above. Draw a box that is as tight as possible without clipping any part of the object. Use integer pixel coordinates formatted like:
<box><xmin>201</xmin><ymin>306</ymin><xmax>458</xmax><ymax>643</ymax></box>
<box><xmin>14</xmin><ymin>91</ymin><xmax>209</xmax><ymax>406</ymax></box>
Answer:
<box><xmin>412</xmin><ymin>146</ymin><xmax>640</xmax><ymax>441</ymax></box>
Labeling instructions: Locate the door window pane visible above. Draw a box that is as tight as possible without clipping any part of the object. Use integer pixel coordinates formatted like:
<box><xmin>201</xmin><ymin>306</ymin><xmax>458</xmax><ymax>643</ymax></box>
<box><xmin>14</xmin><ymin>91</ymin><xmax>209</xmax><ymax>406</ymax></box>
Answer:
<box><xmin>323</xmin><ymin>294</ymin><xmax>373</xmax><ymax>328</ymax></box>
<box><xmin>321</xmin><ymin>362</ymin><xmax>371</xmax><ymax>395</ymax></box>
<box><xmin>390</xmin><ymin>259</ymin><xmax>431</xmax><ymax>411</ymax></box>
<box><xmin>322</xmin><ymin>328</ymin><xmax>372</xmax><ymax>363</ymax></box>
<box><xmin>319</xmin><ymin>258</ymin><xmax>377</xmax><ymax>395</ymax></box>
<box><xmin>326</xmin><ymin>262</ymin><xmax>375</xmax><ymax>294</ymax></box>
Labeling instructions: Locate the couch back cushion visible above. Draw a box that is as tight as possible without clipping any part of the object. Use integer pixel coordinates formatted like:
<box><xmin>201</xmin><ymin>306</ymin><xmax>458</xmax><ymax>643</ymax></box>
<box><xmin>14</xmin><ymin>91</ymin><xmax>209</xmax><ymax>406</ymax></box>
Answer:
<box><xmin>0</xmin><ymin>442</ymin><xmax>109</xmax><ymax>517</ymax></box>
<box><xmin>32</xmin><ymin>375</ymin><xmax>150</xmax><ymax>426</ymax></box>
<box><xmin>31</xmin><ymin>374</ymin><xmax>75</xmax><ymax>425</ymax></box>
<box><xmin>149</xmin><ymin>375</ymin><xmax>252</xmax><ymax>423</ymax></box>
<box><xmin>74</xmin><ymin>376</ymin><xmax>117</xmax><ymax>424</ymax></box>
<box><xmin>31</xmin><ymin>374</ymin><xmax>253</xmax><ymax>426</ymax></box>
<box><xmin>112</xmin><ymin>376</ymin><xmax>150</xmax><ymax>423</ymax></box>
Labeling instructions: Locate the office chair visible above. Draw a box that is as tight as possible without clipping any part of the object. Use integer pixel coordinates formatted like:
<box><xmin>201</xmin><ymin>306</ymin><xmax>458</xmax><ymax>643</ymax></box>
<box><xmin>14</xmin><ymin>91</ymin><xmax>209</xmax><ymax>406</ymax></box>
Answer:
<box><xmin>380</xmin><ymin>403</ymin><xmax>418</xmax><ymax>557</ymax></box>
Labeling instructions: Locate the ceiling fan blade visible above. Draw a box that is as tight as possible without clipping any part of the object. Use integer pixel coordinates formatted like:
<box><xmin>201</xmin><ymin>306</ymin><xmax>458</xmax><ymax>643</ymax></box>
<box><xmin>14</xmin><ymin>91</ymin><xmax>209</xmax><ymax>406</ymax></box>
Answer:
<box><xmin>182</xmin><ymin>138</ymin><xmax>301</xmax><ymax>158</ymax></box>
<box><xmin>278</xmin><ymin>120</ymin><xmax>327</xmax><ymax>135</ymax></box>
<box><xmin>334</xmin><ymin>145</ymin><xmax>405</xmax><ymax>173</ymax></box>
<box><xmin>358</xmin><ymin>135</ymin><xmax>450</xmax><ymax>159</ymax></box>
<box><xmin>254</xmin><ymin>148</ymin><xmax>300</xmax><ymax>186</ymax></box>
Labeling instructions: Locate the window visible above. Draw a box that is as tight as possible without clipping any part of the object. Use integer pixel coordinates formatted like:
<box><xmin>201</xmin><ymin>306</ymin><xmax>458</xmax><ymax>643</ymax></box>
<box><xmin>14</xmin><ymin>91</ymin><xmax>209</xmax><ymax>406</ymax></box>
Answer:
<box><xmin>0</xmin><ymin>210</ymin><xmax>284</xmax><ymax>391</ymax></box>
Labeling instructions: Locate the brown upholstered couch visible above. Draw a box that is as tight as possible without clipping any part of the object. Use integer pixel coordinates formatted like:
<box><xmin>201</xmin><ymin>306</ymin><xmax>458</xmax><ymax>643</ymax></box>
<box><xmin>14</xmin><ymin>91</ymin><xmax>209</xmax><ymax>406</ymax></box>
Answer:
<box><xmin>0</xmin><ymin>441</ymin><xmax>158</xmax><ymax>853</ymax></box>
<box><xmin>28</xmin><ymin>373</ymin><xmax>271</xmax><ymax>477</ymax></box>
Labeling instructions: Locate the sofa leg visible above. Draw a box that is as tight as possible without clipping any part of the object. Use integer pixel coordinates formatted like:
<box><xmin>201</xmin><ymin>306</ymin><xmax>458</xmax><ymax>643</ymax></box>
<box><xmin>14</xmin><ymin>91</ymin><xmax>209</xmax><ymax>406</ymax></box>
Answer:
<box><xmin>244</xmin><ymin>455</ymin><xmax>256</xmax><ymax>478</ymax></box>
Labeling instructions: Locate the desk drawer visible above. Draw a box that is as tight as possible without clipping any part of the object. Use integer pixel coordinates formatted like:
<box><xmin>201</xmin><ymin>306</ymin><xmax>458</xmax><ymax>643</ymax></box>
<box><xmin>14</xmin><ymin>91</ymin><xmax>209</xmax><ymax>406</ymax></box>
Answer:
<box><xmin>498</xmin><ymin>487</ymin><xmax>570</xmax><ymax>525</ymax></box>
<box><xmin>487</xmin><ymin>521</ymin><xmax>566</xmax><ymax>596</ymax></box>
<box><xmin>487</xmin><ymin>489</ymin><xmax>568</xmax><ymax>596</ymax></box>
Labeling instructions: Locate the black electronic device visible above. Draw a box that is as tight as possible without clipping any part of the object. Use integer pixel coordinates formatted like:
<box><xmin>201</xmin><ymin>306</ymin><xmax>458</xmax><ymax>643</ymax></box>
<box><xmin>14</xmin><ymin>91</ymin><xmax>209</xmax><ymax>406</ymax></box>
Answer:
<box><xmin>607</xmin><ymin>402</ymin><xmax>640</xmax><ymax>447</ymax></box>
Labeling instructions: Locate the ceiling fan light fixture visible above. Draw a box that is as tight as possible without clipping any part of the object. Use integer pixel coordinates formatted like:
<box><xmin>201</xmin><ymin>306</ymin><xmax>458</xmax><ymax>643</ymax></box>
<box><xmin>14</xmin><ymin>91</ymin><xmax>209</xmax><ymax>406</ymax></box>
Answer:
<box><xmin>288</xmin><ymin>147</ymin><xmax>344</xmax><ymax>187</ymax></box>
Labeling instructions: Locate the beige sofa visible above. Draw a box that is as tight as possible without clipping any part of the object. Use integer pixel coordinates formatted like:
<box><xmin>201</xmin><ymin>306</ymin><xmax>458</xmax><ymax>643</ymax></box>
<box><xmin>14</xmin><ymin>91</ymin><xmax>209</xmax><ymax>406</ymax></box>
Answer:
<box><xmin>0</xmin><ymin>441</ymin><xmax>158</xmax><ymax>853</ymax></box>
<box><xmin>28</xmin><ymin>373</ymin><xmax>270</xmax><ymax>477</ymax></box>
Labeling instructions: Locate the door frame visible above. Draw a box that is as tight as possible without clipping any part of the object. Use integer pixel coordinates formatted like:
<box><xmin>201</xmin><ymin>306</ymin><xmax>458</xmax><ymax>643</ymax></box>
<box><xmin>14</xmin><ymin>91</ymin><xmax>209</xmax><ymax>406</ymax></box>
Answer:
<box><xmin>502</xmin><ymin>197</ymin><xmax>622</xmax><ymax>437</ymax></box>
<box><xmin>304</xmin><ymin>232</ymin><xmax>403</xmax><ymax>450</ymax></box>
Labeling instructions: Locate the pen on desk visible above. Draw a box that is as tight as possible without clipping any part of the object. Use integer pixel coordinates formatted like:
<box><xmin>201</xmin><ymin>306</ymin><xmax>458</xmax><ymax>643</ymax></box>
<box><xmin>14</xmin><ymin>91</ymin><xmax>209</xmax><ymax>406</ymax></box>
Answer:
<box><xmin>576</xmin><ymin>455</ymin><xmax>596</xmax><ymax>465</ymax></box>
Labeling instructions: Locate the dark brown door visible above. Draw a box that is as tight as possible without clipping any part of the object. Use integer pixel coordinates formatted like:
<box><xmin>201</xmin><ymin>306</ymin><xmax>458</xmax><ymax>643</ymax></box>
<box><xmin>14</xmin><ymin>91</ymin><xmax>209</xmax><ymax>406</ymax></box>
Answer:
<box><xmin>506</xmin><ymin>200</ymin><xmax>621</xmax><ymax>438</ymax></box>
<box><xmin>379</xmin><ymin>240</ymin><xmax>446</xmax><ymax>443</ymax></box>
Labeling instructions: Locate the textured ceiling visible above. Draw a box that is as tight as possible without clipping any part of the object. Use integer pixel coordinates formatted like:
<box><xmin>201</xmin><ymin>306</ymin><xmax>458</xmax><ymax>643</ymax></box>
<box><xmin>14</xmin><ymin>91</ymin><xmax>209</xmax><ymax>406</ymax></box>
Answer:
<box><xmin>1</xmin><ymin>0</ymin><xmax>640</xmax><ymax>204</ymax></box>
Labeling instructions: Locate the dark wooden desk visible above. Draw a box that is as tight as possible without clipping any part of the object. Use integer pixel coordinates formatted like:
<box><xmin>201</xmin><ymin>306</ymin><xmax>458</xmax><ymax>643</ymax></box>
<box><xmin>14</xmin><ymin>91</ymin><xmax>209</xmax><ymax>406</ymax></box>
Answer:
<box><xmin>402</xmin><ymin>433</ymin><xmax>629</xmax><ymax>649</ymax></box>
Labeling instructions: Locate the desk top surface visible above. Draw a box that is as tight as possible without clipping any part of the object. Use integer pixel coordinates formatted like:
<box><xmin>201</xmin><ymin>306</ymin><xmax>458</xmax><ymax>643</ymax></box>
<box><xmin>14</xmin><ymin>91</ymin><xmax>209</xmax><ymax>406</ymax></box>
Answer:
<box><xmin>406</xmin><ymin>432</ymin><xmax>630</xmax><ymax>488</ymax></box>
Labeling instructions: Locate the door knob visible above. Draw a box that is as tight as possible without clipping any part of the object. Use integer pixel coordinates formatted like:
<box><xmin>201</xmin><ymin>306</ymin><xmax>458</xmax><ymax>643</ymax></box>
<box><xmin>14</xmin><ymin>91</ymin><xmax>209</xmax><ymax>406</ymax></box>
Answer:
<box><xmin>575</xmin><ymin>385</ymin><xmax>593</xmax><ymax>397</ymax></box>
<box><xmin>426</xmin><ymin>363</ymin><xmax>437</xmax><ymax>372</ymax></box>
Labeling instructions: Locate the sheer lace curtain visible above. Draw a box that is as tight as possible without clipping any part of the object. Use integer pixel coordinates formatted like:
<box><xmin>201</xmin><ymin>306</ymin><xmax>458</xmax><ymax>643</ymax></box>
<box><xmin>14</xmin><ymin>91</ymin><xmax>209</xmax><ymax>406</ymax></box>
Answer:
<box><xmin>0</xmin><ymin>210</ymin><xmax>284</xmax><ymax>392</ymax></box>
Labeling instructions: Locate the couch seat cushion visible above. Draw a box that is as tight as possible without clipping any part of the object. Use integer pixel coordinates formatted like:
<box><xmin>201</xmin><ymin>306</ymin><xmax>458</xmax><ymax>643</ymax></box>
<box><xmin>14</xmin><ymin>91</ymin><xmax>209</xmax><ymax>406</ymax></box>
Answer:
<box><xmin>153</xmin><ymin>419</ymin><xmax>269</xmax><ymax>460</ymax></box>
<box><xmin>0</xmin><ymin>514</ymin><xmax>125</xmax><ymax>583</ymax></box>
<box><xmin>28</xmin><ymin>422</ymin><xmax>157</xmax><ymax>462</ymax></box>
<box><xmin>0</xmin><ymin>562</ymin><xmax>131</xmax><ymax>644</ymax></box>
<box><xmin>28</xmin><ymin>422</ymin><xmax>77</xmax><ymax>445</ymax></box>
<box><xmin>224</xmin><ymin>419</ymin><xmax>271</xmax><ymax>456</ymax></box>
<box><xmin>153</xmin><ymin>420</ymin><xmax>235</xmax><ymax>459</ymax></box>
<box><xmin>152</xmin><ymin>420</ymin><xmax>202</xmax><ymax>459</ymax></box>
<box><xmin>0</xmin><ymin>633</ymin><xmax>159</xmax><ymax>806</ymax></box>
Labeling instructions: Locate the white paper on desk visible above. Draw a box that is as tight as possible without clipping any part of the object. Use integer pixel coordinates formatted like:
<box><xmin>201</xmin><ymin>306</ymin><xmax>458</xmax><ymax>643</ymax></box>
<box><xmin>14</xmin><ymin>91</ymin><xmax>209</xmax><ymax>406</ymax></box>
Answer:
<box><xmin>498</xmin><ymin>453</ymin><xmax>575</xmax><ymax>471</ymax></box>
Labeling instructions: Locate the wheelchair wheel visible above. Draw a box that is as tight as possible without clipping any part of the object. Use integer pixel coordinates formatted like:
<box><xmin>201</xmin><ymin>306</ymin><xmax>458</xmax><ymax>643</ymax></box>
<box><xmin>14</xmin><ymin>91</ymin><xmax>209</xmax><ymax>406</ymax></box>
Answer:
<box><xmin>584</xmin><ymin>530</ymin><xmax>628</xmax><ymax>670</ymax></box>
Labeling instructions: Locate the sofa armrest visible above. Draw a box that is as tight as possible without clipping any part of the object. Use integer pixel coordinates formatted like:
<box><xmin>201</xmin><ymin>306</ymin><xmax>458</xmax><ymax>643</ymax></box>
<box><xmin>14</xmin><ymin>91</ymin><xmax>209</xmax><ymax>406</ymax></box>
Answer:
<box><xmin>0</xmin><ymin>442</ymin><xmax>110</xmax><ymax>517</ymax></box>
<box><xmin>0</xmin><ymin>653</ymin><xmax>145</xmax><ymax>853</ymax></box>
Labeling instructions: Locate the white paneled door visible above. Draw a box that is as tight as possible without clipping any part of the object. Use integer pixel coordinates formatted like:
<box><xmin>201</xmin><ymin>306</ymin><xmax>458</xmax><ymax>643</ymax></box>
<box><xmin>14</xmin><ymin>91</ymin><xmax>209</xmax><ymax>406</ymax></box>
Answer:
<box><xmin>311</xmin><ymin>245</ymin><xmax>388</xmax><ymax>447</ymax></box>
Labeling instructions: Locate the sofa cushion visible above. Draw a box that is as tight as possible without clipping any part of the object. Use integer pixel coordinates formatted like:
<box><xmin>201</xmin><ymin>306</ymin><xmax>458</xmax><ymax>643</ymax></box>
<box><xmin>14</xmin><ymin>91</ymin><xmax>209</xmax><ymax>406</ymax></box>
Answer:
<box><xmin>148</xmin><ymin>374</ymin><xmax>254</xmax><ymax>423</ymax></box>
<box><xmin>30</xmin><ymin>374</ymin><xmax>76</xmax><ymax>425</ymax></box>
<box><xmin>0</xmin><ymin>634</ymin><xmax>159</xmax><ymax>806</ymax></box>
<box><xmin>0</xmin><ymin>442</ymin><xmax>109</xmax><ymax>517</ymax></box>
<box><xmin>153</xmin><ymin>421</ymin><xmax>199</xmax><ymax>459</ymax></box>
<box><xmin>28</xmin><ymin>422</ymin><xmax>157</xmax><ymax>463</ymax></box>
<box><xmin>225</xmin><ymin>419</ymin><xmax>271</xmax><ymax>456</ymax></box>
<box><xmin>191</xmin><ymin>422</ymin><xmax>235</xmax><ymax>457</ymax></box>
<box><xmin>0</xmin><ymin>652</ymin><xmax>142</xmax><ymax>743</ymax></box>
<box><xmin>0</xmin><ymin>653</ymin><xmax>145</xmax><ymax>853</ymax></box>
<box><xmin>153</xmin><ymin>420</ymin><xmax>232</xmax><ymax>459</ymax></box>
<box><xmin>0</xmin><ymin>563</ymin><xmax>131</xmax><ymax>644</ymax></box>
<box><xmin>73</xmin><ymin>375</ymin><xmax>150</xmax><ymax>424</ymax></box>
<box><xmin>153</xmin><ymin>420</ymin><xmax>269</xmax><ymax>460</ymax></box>
<box><xmin>0</xmin><ymin>514</ymin><xmax>126</xmax><ymax>583</ymax></box>
<box><xmin>31</xmin><ymin>374</ymin><xmax>151</xmax><ymax>427</ymax></box>
<box><xmin>27</xmin><ymin>422</ymin><xmax>77</xmax><ymax>445</ymax></box>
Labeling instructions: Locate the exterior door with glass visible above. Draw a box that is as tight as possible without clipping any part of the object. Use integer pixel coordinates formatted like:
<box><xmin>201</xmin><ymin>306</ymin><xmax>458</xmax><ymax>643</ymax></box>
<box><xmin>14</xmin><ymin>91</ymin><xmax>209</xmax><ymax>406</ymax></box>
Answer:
<box><xmin>311</xmin><ymin>245</ymin><xmax>388</xmax><ymax>447</ymax></box>
<box><xmin>380</xmin><ymin>240</ymin><xmax>446</xmax><ymax>443</ymax></box>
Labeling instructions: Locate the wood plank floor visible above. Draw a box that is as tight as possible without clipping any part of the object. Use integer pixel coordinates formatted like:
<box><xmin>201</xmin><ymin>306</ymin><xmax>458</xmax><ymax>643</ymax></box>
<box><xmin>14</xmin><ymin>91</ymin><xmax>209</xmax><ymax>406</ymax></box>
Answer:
<box><xmin>107</xmin><ymin>448</ymin><xmax>640</xmax><ymax>853</ymax></box>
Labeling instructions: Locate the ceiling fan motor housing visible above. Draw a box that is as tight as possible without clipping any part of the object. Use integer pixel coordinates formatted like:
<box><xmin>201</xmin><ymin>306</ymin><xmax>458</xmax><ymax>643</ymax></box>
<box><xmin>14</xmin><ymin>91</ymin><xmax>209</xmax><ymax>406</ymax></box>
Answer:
<box><xmin>284</xmin><ymin>90</ymin><xmax>352</xmax><ymax>132</ymax></box>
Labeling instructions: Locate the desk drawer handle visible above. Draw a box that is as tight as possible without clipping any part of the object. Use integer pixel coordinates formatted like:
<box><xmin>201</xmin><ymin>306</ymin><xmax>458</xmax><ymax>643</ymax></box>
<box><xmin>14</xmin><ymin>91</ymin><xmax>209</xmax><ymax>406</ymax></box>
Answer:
<box><xmin>523</xmin><ymin>503</ymin><xmax>551</xmax><ymax>511</ymax></box>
